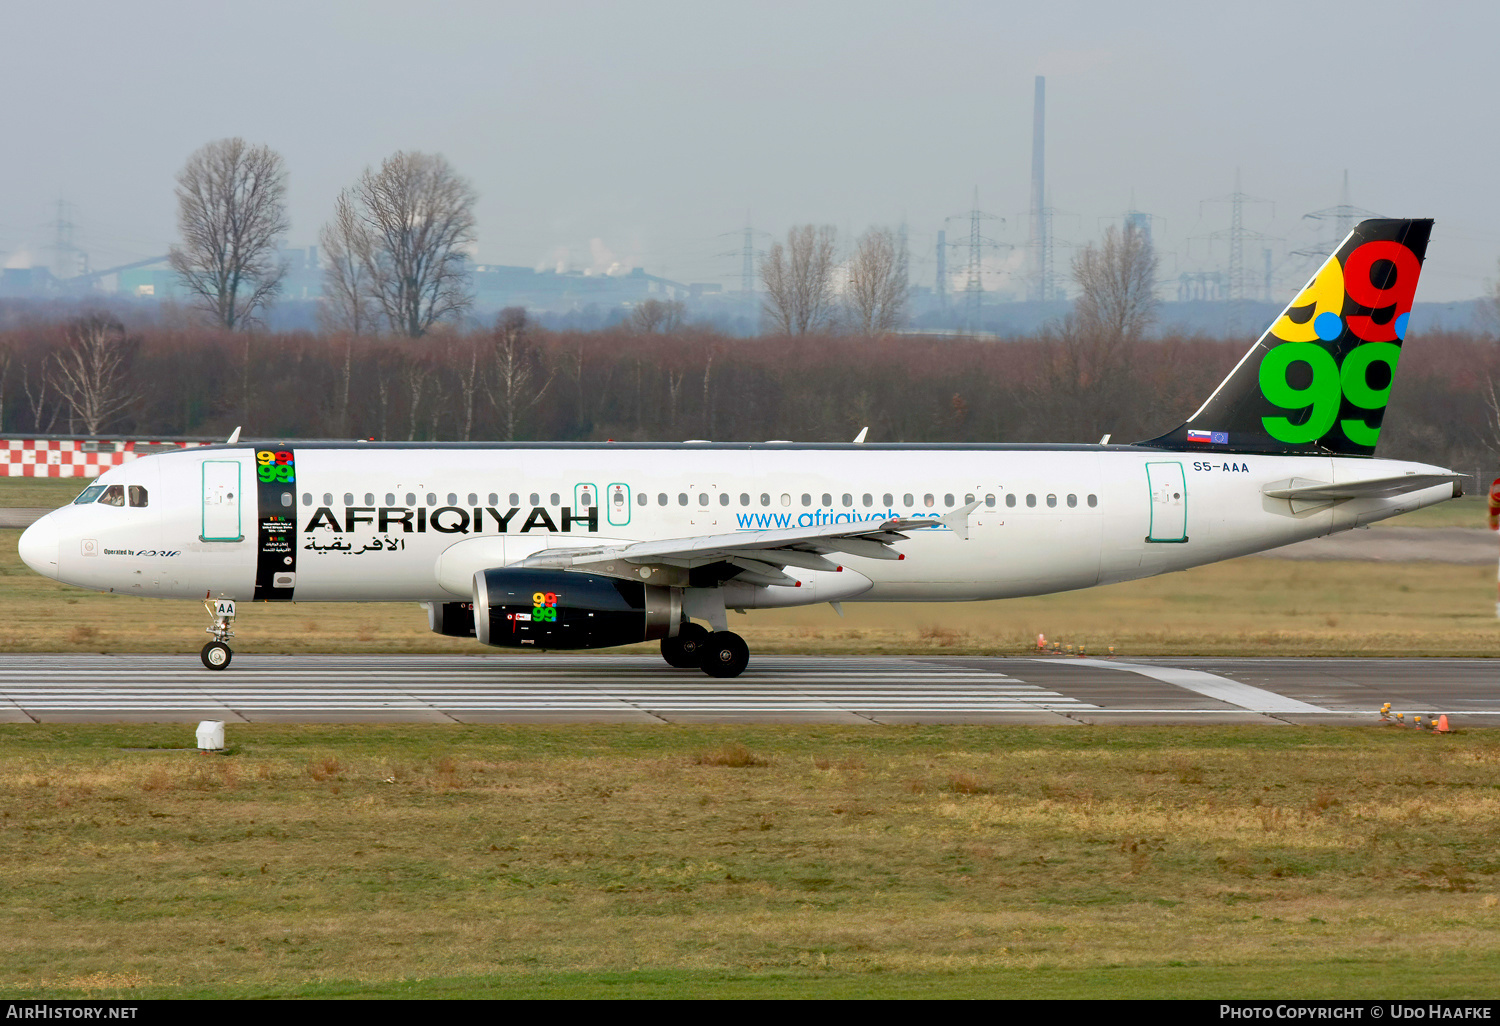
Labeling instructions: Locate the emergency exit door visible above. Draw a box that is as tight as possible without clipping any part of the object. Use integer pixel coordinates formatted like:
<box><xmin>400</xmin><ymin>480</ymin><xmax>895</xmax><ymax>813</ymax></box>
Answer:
<box><xmin>1145</xmin><ymin>462</ymin><xmax>1188</xmax><ymax>543</ymax></box>
<box><xmin>201</xmin><ymin>461</ymin><xmax>244</xmax><ymax>542</ymax></box>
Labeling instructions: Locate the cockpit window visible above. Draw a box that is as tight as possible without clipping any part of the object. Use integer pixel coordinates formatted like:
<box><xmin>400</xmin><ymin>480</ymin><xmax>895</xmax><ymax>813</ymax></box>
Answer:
<box><xmin>73</xmin><ymin>485</ymin><xmax>105</xmax><ymax>505</ymax></box>
<box><xmin>98</xmin><ymin>485</ymin><xmax>125</xmax><ymax>507</ymax></box>
<box><xmin>128</xmin><ymin>486</ymin><xmax>148</xmax><ymax>508</ymax></box>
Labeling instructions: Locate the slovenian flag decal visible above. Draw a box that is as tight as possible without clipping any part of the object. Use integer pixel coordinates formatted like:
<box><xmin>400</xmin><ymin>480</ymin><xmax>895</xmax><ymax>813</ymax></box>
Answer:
<box><xmin>1187</xmin><ymin>430</ymin><xmax>1229</xmax><ymax>444</ymax></box>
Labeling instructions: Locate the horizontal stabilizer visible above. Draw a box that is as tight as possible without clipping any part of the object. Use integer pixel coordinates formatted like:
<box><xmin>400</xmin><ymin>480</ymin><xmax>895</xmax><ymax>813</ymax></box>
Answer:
<box><xmin>1262</xmin><ymin>473</ymin><xmax>1462</xmax><ymax>502</ymax></box>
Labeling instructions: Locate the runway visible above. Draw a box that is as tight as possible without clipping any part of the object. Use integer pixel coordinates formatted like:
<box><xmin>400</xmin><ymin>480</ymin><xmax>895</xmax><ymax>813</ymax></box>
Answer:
<box><xmin>0</xmin><ymin>653</ymin><xmax>1493</xmax><ymax>725</ymax></box>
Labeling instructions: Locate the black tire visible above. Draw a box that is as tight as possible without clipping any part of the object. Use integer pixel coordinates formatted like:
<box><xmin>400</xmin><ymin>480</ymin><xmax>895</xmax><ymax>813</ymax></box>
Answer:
<box><xmin>201</xmin><ymin>641</ymin><xmax>232</xmax><ymax>671</ymax></box>
<box><xmin>699</xmin><ymin>631</ymin><xmax>749</xmax><ymax>678</ymax></box>
<box><xmin>661</xmin><ymin>622</ymin><xmax>709</xmax><ymax>668</ymax></box>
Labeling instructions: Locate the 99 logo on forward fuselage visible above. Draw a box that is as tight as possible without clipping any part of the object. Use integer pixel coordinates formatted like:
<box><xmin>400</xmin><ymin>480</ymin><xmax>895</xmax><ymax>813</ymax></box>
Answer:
<box><xmin>1259</xmin><ymin>240</ymin><xmax>1420</xmax><ymax>447</ymax></box>
<box><xmin>256</xmin><ymin>450</ymin><xmax>296</xmax><ymax>483</ymax></box>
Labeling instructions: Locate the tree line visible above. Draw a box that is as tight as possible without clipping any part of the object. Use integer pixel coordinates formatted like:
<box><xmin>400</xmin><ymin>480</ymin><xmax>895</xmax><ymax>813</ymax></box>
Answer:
<box><xmin>167</xmin><ymin>137</ymin><xmax>914</xmax><ymax>338</ymax></box>
<box><xmin>0</xmin><ymin>311</ymin><xmax>1493</xmax><ymax>480</ymax></box>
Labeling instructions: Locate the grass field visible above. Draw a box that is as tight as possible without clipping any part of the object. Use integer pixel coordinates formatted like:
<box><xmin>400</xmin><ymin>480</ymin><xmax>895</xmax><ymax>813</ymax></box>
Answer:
<box><xmin>0</xmin><ymin>724</ymin><xmax>1496</xmax><ymax>999</ymax></box>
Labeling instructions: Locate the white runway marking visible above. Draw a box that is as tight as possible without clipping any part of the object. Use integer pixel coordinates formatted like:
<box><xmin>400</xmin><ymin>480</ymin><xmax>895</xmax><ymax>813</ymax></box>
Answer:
<box><xmin>0</xmin><ymin>655</ymin><xmax>1097</xmax><ymax>720</ymax></box>
<box><xmin>1068</xmin><ymin>658</ymin><xmax>1331</xmax><ymax>714</ymax></box>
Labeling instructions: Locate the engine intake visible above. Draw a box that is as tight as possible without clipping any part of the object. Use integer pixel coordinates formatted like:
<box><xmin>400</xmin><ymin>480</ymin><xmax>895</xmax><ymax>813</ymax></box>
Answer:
<box><xmin>474</xmin><ymin>568</ymin><xmax>679</xmax><ymax>650</ymax></box>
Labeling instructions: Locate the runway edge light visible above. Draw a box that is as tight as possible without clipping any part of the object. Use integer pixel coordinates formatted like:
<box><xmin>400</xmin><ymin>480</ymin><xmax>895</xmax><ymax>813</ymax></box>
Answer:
<box><xmin>196</xmin><ymin>720</ymin><xmax>225</xmax><ymax>751</ymax></box>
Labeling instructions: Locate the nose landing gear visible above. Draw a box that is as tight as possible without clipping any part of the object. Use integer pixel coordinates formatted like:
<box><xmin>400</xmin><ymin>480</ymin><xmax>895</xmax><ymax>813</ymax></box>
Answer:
<box><xmin>202</xmin><ymin>597</ymin><xmax>236</xmax><ymax>671</ymax></box>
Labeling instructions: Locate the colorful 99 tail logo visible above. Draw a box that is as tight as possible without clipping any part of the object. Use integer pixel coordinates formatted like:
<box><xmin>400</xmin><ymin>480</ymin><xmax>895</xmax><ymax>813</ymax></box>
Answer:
<box><xmin>1259</xmin><ymin>239</ymin><xmax>1421</xmax><ymax>448</ymax></box>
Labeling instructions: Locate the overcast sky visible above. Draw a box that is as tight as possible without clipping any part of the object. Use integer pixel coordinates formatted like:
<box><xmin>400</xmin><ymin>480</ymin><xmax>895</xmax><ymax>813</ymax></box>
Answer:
<box><xmin>1</xmin><ymin>0</ymin><xmax>1497</xmax><ymax>302</ymax></box>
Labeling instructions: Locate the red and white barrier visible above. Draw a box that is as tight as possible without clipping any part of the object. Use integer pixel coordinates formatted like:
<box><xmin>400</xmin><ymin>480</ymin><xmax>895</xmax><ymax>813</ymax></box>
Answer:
<box><xmin>1</xmin><ymin>438</ymin><xmax>213</xmax><ymax>478</ymax></box>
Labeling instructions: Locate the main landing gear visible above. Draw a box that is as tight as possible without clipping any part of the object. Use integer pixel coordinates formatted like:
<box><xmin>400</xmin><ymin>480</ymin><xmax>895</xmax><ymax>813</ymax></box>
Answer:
<box><xmin>661</xmin><ymin>623</ymin><xmax>750</xmax><ymax>678</ymax></box>
<box><xmin>201</xmin><ymin>597</ymin><xmax>236</xmax><ymax>671</ymax></box>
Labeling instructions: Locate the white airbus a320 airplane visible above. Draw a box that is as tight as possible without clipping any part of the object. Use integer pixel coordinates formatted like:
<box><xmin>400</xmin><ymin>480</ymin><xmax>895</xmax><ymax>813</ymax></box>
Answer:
<box><xmin>18</xmin><ymin>219</ymin><xmax>1460</xmax><ymax>677</ymax></box>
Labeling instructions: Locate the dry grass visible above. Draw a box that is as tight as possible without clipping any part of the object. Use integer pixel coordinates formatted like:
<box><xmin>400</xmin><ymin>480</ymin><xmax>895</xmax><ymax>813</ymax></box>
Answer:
<box><xmin>0</xmin><ymin>723</ymin><xmax>1497</xmax><ymax>997</ymax></box>
<box><xmin>693</xmin><ymin>743</ymin><xmax>770</xmax><ymax>767</ymax></box>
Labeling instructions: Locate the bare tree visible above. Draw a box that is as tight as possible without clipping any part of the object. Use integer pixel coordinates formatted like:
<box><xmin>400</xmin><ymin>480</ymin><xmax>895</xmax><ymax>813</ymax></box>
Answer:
<box><xmin>1071</xmin><ymin>221</ymin><xmax>1159</xmax><ymax>344</ymax></box>
<box><xmin>318</xmin><ymin>190</ymin><xmax>379</xmax><ymax>336</ymax></box>
<box><xmin>628</xmin><ymin>298</ymin><xmax>685</xmax><ymax>334</ymax></box>
<box><xmin>344</xmin><ymin>151</ymin><xmax>478</xmax><ymax>338</ymax></box>
<box><xmin>0</xmin><ymin>342</ymin><xmax>11</xmax><ymax>432</ymax></box>
<box><xmin>169</xmin><ymin>138</ymin><xmax>289</xmax><ymax>329</ymax></box>
<box><xmin>761</xmin><ymin>225</ymin><xmax>838</xmax><ymax>335</ymax></box>
<box><xmin>845</xmin><ymin>226</ymin><xmax>909</xmax><ymax>333</ymax></box>
<box><xmin>486</xmin><ymin>308</ymin><xmax>551</xmax><ymax>440</ymax></box>
<box><xmin>47</xmin><ymin>315</ymin><xmax>142</xmax><ymax>434</ymax></box>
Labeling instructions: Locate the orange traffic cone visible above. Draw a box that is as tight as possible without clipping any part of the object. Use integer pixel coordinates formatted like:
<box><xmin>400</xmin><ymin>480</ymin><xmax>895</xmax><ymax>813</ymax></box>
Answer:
<box><xmin>1436</xmin><ymin>714</ymin><xmax>1451</xmax><ymax>734</ymax></box>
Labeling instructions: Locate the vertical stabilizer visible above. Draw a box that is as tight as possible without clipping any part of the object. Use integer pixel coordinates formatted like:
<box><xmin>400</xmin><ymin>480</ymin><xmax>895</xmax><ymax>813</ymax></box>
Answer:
<box><xmin>1140</xmin><ymin>218</ymin><xmax>1432</xmax><ymax>456</ymax></box>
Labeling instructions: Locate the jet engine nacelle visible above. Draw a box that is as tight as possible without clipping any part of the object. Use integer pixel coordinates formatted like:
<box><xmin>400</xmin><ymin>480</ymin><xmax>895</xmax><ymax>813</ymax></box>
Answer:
<box><xmin>473</xmin><ymin>568</ymin><xmax>680</xmax><ymax>650</ymax></box>
<box><xmin>426</xmin><ymin>601</ymin><xmax>476</xmax><ymax>638</ymax></box>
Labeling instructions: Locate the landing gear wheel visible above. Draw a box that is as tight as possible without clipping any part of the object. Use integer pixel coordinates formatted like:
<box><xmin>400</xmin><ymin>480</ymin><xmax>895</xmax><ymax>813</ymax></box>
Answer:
<box><xmin>201</xmin><ymin>641</ymin><xmax>232</xmax><ymax>671</ymax></box>
<box><xmin>661</xmin><ymin>622</ymin><xmax>709</xmax><ymax>668</ymax></box>
<box><xmin>699</xmin><ymin>631</ymin><xmax>749</xmax><ymax>678</ymax></box>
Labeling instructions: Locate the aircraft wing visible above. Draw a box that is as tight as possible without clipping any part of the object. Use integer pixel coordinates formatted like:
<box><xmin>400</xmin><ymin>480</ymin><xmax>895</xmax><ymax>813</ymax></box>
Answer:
<box><xmin>518</xmin><ymin>503</ymin><xmax>980</xmax><ymax>586</ymax></box>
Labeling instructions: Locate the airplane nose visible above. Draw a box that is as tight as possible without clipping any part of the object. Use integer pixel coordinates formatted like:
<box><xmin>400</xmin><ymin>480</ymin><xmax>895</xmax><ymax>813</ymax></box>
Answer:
<box><xmin>18</xmin><ymin>514</ymin><xmax>60</xmax><ymax>579</ymax></box>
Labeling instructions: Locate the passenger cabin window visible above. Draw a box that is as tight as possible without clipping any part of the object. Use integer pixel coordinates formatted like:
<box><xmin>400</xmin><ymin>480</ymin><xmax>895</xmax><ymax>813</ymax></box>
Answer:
<box><xmin>698</xmin><ymin>493</ymin><xmax>708</xmax><ymax>506</ymax></box>
<box><xmin>428</xmin><ymin>493</ymin><xmax>438</xmax><ymax>506</ymax></box>
<box><xmin>985</xmin><ymin>494</ymin><xmax>996</xmax><ymax>508</ymax></box>
<box><xmin>529</xmin><ymin>493</ymin><xmax>539</xmax><ymax>506</ymax></box>
<box><xmin>281</xmin><ymin>492</ymin><xmax>292</xmax><ymax>507</ymax></box>
<box><xmin>781</xmin><ymin>493</ymin><xmax>791</xmax><ymax>507</ymax></box>
<box><xmin>822</xmin><ymin>493</ymin><xmax>832</xmax><ymax>507</ymax></box>
<box><xmin>448</xmin><ymin>493</ymin><xmax>458</xmax><ymax>505</ymax></box>
<box><xmin>965</xmin><ymin>493</ymin><xmax>975</xmax><ymax>505</ymax></box>
<box><xmin>365</xmin><ymin>493</ymin><xmax>375</xmax><ymax>505</ymax></box>
<box><xmin>658</xmin><ymin>493</ymin><xmax>668</xmax><ymax>506</ymax></box>
<box><xmin>945</xmin><ymin>493</ymin><xmax>955</xmax><ymax>507</ymax></box>
<box><xmin>842</xmin><ymin>493</ymin><xmax>853</xmax><ymax>506</ymax></box>
<box><xmin>386</xmin><ymin>493</ymin><xmax>396</xmax><ymax>506</ymax></box>
<box><xmin>720</xmin><ymin>494</ymin><xmax>730</xmax><ymax>506</ymax></box>
<box><xmin>678</xmin><ymin>493</ymin><xmax>689</xmax><ymax>506</ymax></box>
<box><xmin>1046</xmin><ymin>494</ymin><xmax>1057</xmax><ymax>508</ymax></box>
<box><xmin>802</xmin><ymin>494</ymin><xmax>812</xmax><ymax>507</ymax></box>
<box><xmin>1006</xmin><ymin>494</ymin><xmax>1017</xmax><ymax>508</ymax></box>
<box><xmin>1067</xmin><ymin>494</ymin><xmax>1077</xmax><ymax>508</ymax></box>
<box><xmin>760</xmin><ymin>493</ymin><xmax>771</xmax><ymax>506</ymax></box>
<box><xmin>128</xmin><ymin>486</ymin><xmax>148</xmax><ymax>508</ymax></box>
<box><xmin>344</xmin><ymin>493</ymin><xmax>354</xmax><ymax>506</ymax></box>
<box><xmin>301</xmin><ymin>492</ymin><xmax>312</xmax><ymax>507</ymax></box>
<box><xmin>325</xmin><ymin>493</ymin><xmax>335</xmax><ymax>506</ymax></box>
<box><xmin>508</xmin><ymin>493</ymin><xmax>519</xmax><ymax>507</ymax></box>
<box><xmin>550</xmin><ymin>493</ymin><xmax>560</xmax><ymax>505</ymax></box>
<box><xmin>637</xmin><ymin>492</ymin><xmax>648</xmax><ymax>506</ymax></box>
<box><xmin>903</xmin><ymin>493</ymin><xmax>913</xmax><ymax>506</ymax></box>
<box><xmin>862</xmin><ymin>494</ymin><xmax>872</xmax><ymax>507</ymax></box>
<box><xmin>488</xmin><ymin>493</ymin><xmax>498</xmax><ymax>506</ymax></box>
<box><xmin>740</xmin><ymin>493</ymin><xmax>750</xmax><ymax>506</ymax></box>
<box><xmin>408</xmin><ymin>493</ymin><xmax>418</xmax><ymax>506</ymax></box>
<box><xmin>924</xmin><ymin>494</ymin><xmax>934</xmax><ymax>508</ymax></box>
<box><xmin>883</xmin><ymin>493</ymin><xmax>893</xmax><ymax>507</ymax></box>
<box><xmin>99</xmin><ymin>485</ymin><xmax>125</xmax><ymax>507</ymax></box>
<box><xmin>1088</xmin><ymin>494</ymin><xmax>1098</xmax><ymax>507</ymax></box>
<box><xmin>1026</xmin><ymin>494</ymin><xmax>1036</xmax><ymax>508</ymax></box>
<box><xmin>74</xmin><ymin>485</ymin><xmax>105</xmax><ymax>505</ymax></box>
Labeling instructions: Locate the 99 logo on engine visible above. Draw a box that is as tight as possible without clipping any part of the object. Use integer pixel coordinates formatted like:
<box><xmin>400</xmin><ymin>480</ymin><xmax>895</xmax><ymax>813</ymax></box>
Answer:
<box><xmin>532</xmin><ymin>591</ymin><xmax>558</xmax><ymax>622</ymax></box>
